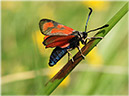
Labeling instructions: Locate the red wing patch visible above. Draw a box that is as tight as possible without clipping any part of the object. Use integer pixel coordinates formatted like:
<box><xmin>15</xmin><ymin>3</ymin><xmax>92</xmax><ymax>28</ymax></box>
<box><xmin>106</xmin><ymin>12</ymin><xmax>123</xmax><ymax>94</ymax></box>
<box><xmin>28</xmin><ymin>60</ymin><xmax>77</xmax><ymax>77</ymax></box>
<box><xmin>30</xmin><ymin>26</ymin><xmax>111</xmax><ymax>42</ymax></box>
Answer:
<box><xmin>45</xmin><ymin>40</ymin><xmax>70</xmax><ymax>48</ymax></box>
<box><xmin>43</xmin><ymin>22</ymin><xmax>54</xmax><ymax>31</ymax></box>
<box><xmin>43</xmin><ymin>35</ymin><xmax>75</xmax><ymax>48</ymax></box>
<box><xmin>39</xmin><ymin>19</ymin><xmax>74</xmax><ymax>36</ymax></box>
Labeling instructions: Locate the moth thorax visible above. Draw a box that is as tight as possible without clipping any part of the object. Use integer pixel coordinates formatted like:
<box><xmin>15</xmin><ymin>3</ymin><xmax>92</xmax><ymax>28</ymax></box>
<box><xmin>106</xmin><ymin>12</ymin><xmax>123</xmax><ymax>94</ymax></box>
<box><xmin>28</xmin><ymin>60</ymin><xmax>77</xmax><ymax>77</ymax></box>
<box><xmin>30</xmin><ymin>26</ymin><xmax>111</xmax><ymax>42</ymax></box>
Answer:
<box><xmin>77</xmin><ymin>32</ymin><xmax>84</xmax><ymax>38</ymax></box>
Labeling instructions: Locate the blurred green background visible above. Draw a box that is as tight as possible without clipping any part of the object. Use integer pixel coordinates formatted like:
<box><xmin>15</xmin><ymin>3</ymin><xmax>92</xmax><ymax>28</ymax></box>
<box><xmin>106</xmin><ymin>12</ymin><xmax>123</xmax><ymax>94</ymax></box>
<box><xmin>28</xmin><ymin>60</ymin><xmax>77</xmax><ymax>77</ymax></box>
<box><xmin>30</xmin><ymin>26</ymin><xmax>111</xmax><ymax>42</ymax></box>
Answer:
<box><xmin>1</xmin><ymin>1</ymin><xmax>128</xmax><ymax>95</ymax></box>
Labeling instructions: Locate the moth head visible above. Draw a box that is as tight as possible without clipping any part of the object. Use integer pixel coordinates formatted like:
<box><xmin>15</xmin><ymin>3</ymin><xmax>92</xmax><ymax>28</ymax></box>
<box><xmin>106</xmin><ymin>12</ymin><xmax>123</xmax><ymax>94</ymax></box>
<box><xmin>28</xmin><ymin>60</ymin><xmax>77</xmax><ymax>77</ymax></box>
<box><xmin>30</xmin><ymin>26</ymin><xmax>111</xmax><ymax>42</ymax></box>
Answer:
<box><xmin>82</xmin><ymin>32</ymin><xmax>87</xmax><ymax>39</ymax></box>
<box><xmin>80</xmin><ymin>32</ymin><xmax>87</xmax><ymax>45</ymax></box>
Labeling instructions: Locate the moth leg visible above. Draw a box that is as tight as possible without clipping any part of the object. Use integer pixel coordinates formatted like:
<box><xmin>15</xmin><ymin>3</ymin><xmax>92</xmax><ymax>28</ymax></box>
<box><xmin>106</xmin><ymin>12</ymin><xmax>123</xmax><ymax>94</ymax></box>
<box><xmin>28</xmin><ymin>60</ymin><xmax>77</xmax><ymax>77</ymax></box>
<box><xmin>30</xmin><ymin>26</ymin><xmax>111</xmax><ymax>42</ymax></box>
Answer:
<box><xmin>77</xmin><ymin>46</ymin><xmax>85</xmax><ymax>59</ymax></box>
<box><xmin>84</xmin><ymin>39</ymin><xmax>87</xmax><ymax>45</ymax></box>
<box><xmin>81</xmin><ymin>38</ymin><xmax>87</xmax><ymax>46</ymax></box>
<box><xmin>87</xmin><ymin>37</ymin><xmax>103</xmax><ymax>40</ymax></box>
<box><xmin>67</xmin><ymin>50</ymin><xmax>74</xmax><ymax>62</ymax></box>
<box><xmin>68</xmin><ymin>52</ymin><xmax>70</xmax><ymax>61</ymax></box>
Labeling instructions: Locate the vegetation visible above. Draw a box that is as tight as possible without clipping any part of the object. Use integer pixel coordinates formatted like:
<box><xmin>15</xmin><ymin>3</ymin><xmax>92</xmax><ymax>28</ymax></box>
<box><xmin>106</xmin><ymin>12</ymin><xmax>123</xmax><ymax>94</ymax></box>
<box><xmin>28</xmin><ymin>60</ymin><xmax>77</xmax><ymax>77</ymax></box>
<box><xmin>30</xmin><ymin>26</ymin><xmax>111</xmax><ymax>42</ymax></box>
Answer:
<box><xmin>2</xmin><ymin>1</ymin><xmax>128</xmax><ymax>95</ymax></box>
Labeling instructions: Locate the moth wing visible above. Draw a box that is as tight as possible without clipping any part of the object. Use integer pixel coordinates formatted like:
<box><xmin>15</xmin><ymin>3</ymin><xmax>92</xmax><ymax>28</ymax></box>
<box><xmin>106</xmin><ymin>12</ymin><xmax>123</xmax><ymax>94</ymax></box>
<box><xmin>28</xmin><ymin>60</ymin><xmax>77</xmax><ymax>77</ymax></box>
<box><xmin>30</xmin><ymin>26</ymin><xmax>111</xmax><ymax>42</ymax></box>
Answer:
<box><xmin>43</xmin><ymin>35</ymin><xmax>75</xmax><ymax>48</ymax></box>
<box><xmin>39</xmin><ymin>19</ymin><xmax>75</xmax><ymax>36</ymax></box>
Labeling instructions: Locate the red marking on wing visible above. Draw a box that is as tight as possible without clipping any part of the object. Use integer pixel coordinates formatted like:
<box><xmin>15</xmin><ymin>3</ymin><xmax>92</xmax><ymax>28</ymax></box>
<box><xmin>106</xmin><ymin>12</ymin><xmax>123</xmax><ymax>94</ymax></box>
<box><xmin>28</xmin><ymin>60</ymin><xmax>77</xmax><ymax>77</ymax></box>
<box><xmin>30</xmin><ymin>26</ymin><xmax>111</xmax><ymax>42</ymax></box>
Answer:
<box><xmin>44</xmin><ymin>35</ymin><xmax>75</xmax><ymax>48</ymax></box>
<box><xmin>62</xmin><ymin>25</ymin><xmax>74</xmax><ymax>32</ymax></box>
<box><xmin>60</xmin><ymin>43</ymin><xmax>70</xmax><ymax>48</ymax></box>
<box><xmin>44</xmin><ymin>35</ymin><xmax>49</xmax><ymax>40</ymax></box>
<box><xmin>57</xmin><ymin>24</ymin><xmax>64</xmax><ymax>28</ymax></box>
<box><xmin>50</xmin><ymin>24</ymin><xmax>74</xmax><ymax>35</ymax></box>
<box><xmin>46</xmin><ymin>40</ymin><xmax>70</xmax><ymax>48</ymax></box>
<box><xmin>43</xmin><ymin>22</ymin><xmax>54</xmax><ymax>31</ymax></box>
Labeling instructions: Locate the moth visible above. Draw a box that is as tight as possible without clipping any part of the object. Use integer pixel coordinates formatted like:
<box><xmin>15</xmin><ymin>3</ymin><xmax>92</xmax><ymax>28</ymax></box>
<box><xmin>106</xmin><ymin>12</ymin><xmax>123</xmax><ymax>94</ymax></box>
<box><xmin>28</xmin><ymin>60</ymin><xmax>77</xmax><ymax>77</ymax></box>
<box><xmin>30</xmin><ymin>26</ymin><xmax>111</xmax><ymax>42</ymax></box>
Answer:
<box><xmin>39</xmin><ymin>8</ymin><xmax>109</xmax><ymax>67</ymax></box>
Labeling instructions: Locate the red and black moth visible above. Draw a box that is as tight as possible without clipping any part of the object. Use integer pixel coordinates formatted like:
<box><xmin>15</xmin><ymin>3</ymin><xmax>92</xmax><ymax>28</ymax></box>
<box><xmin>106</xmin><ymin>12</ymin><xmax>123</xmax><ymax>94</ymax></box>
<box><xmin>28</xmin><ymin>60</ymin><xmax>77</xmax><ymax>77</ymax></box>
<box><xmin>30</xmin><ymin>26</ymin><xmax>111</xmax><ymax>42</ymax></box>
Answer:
<box><xmin>39</xmin><ymin>8</ymin><xmax>109</xmax><ymax>67</ymax></box>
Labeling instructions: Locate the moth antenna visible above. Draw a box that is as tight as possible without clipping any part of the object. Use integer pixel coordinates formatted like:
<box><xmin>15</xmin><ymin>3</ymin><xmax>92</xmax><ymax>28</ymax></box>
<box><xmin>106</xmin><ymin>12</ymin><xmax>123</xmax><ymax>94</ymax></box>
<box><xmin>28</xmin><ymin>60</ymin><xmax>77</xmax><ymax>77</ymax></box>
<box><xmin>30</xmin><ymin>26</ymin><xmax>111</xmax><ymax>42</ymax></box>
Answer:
<box><xmin>87</xmin><ymin>24</ymin><xmax>109</xmax><ymax>33</ymax></box>
<box><xmin>85</xmin><ymin>7</ymin><xmax>93</xmax><ymax>32</ymax></box>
